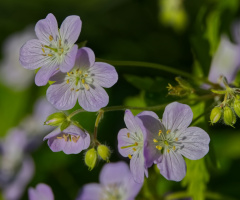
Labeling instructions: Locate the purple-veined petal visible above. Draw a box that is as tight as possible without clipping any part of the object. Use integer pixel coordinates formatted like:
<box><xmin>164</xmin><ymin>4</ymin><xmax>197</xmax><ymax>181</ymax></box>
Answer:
<box><xmin>177</xmin><ymin>127</ymin><xmax>210</xmax><ymax>160</ymax></box>
<box><xmin>20</xmin><ymin>39</ymin><xmax>53</xmax><ymax>70</ymax></box>
<box><xmin>77</xmin><ymin>183</ymin><xmax>102</xmax><ymax>200</ymax></box>
<box><xmin>130</xmin><ymin>151</ymin><xmax>145</xmax><ymax>183</ymax></box>
<box><xmin>208</xmin><ymin>35</ymin><xmax>240</xmax><ymax>84</ymax></box>
<box><xmin>75</xmin><ymin>47</ymin><xmax>95</xmax><ymax>70</ymax></box>
<box><xmin>35</xmin><ymin>64</ymin><xmax>59</xmax><ymax>86</ymax></box>
<box><xmin>47</xmin><ymin>81</ymin><xmax>78</xmax><ymax>110</ymax></box>
<box><xmin>60</xmin><ymin>15</ymin><xmax>82</xmax><ymax>45</ymax></box>
<box><xmin>59</xmin><ymin>44</ymin><xmax>78</xmax><ymax>73</ymax></box>
<box><xmin>28</xmin><ymin>183</ymin><xmax>54</xmax><ymax>200</ymax></box>
<box><xmin>162</xmin><ymin>102</ymin><xmax>193</xmax><ymax>132</ymax></box>
<box><xmin>124</xmin><ymin>109</ymin><xmax>141</xmax><ymax>133</ymax></box>
<box><xmin>89</xmin><ymin>62</ymin><xmax>118</xmax><ymax>88</ymax></box>
<box><xmin>124</xmin><ymin>176</ymin><xmax>143</xmax><ymax>200</ymax></box>
<box><xmin>47</xmin><ymin>135</ymin><xmax>66</xmax><ymax>152</ymax></box>
<box><xmin>44</xmin><ymin>128</ymin><xmax>61</xmax><ymax>140</ymax></box>
<box><xmin>117</xmin><ymin>128</ymin><xmax>135</xmax><ymax>157</ymax></box>
<box><xmin>157</xmin><ymin>150</ymin><xmax>186</xmax><ymax>181</ymax></box>
<box><xmin>100</xmin><ymin>162</ymin><xmax>130</xmax><ymax>185</ymax></box>
<box><xmin>35</xmin><ymin>13</ymin><xmax>59</xmax><ymax>44</ymax></box>
<box><xmin>78</xmin><ymin>84</ymin><xmax>109</xmax><ymax>112</ymax></box>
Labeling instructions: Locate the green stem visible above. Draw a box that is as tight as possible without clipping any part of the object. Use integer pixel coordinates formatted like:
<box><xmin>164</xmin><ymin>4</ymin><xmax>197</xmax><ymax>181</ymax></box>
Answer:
<box><xmin>68</xmin><ymin>94</ymin><xmax>215</xmax><ymax>119</ymax></box>
<box><xmin>96</xmin><ymin>59</ymin><xmax>216</xmax><ymax>87</ymax></box>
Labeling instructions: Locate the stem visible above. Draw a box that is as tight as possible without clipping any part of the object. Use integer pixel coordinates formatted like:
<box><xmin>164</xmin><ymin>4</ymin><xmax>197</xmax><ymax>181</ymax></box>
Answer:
<box><xmin>93</xmin><ymin>110</ymin><xmax>104</xmax><ymax>143</ymax></box>
<box><xmin>96</xmin><ymin>59</ymin><xmax>216</xmax><ymax>87</ymax></box>
<box><xmin>68</xmin><ymin>94</ymin><xmax>215</xmax><ymax>119</ymax></box>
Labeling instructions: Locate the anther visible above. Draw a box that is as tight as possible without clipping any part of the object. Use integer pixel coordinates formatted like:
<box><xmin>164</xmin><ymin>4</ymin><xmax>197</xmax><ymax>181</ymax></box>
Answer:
<box><xmin>84</xmin><ymin>84</ymin><xmax>90</xmax><ymax>91</ymax></box>
<box><xmin>158</xmin><ymin>130</ymin><xmax>162</xmax><ymax>136</ymax></box>
<box><xmin>166</xmin><ymin>129</ymin><xmax>171</xmax><ymax>134</ymax></box>
<box><xmin>71</xmin><ymin>88</ymin><xmax>74</xmax><ymax>91</ymax></box>
<box><xmin>82</xmin><ymin>79</ymin><xmax>85</xmax><ymax>84</ymax></box>
<box><xmin>128</xmin><ymin>154</ymin><xmax>132</xmax><ymax>159</ymax></box>
<box><xmin>63</xmin><ymin>134</ymin><xmax>68</xmax><ymax>142</ymax></box>
<box><xmin>72</xmin><ymin>136</ymin><xmax>80</xmax><ymax>143</ymax></box>
<box><xmin>175</xmin><ymin>138</ymin><xmax>178</xmax><ymax>141</ymax></box>
<box><xmin>49</xmin><ymin>35</ymin><xmax>53</xmax><ymax>41</ymax></box>
<box><xmin>48</xmin><ymin>54</ymin><xmax>53</xmax><ymax>57</ymax></box>
<box><xmin>67</xmin><ymin>72</ymin><xmax>70</xmax><ymax>76</ymax></box>
<box><xmin>79</xmin><ymin>70</ymin><xmax>82</xmax><ymax>74</ymax></box>
<box><xmin>59</xmin><ymin>39</ymin><xmax>62</xmax><ymax>47</ymax></box>
<box><xmin>153</xmin><ymin>139</ymin><xmax>158</xmax><ymax>143</ymax></box>
<box><xmin>84</xmin><ymin>74</ymin><xmax>88</xmax><ymax>77</ymax></box>
<box><xmin>132</xmin><ymin>148</ymin><xmax>136</xmax><ymax>151</ymax></box>
<box><xmin>164</xmin><ymin>140</ymin><xmax>169</xmax><ymax>145</ymax></box>
<box><xmin>57</xmin><ymin>136</ymin><xmax>62</xmax><ymax>139</ymax></box>
<box><xmin>76</xmin><ymin>89</ymin><xmax>80</xmax><ymax>92</ymax></box>
<box><xmin>42</xmin><ymin>48</ymin><xmax>45</xmax><ymax>53</ymax></box>
<box><xmin>173</xmin><ymin>146</ymin><xmax>176</xmax><ymax>151</ymax></box>
<box><xmin>66</xmin><ymin>79</ymin><xmax>70</xmax><ymax>84</ymax></box>
<box><xmin>156</xmin><ymin>145</ymin><xmax>162</xmax><ymax>150</ymax></box>
<box><xmin>167</xmin><ymin>149</ymin><xmax>170</xmax><ymax>153</ymax></box>
<box><xmin>135</xmin><ymin>142</ymin><xmax>138</xmax><ymax>146</ymax></box>
<box><xmin>71</xmin><ymin>72</ymin><xmax>74</xmax><ymax>74</ymax></box>
<box><xmin>127</xmin><ymin>133</ymin><xmax>130</xmax><ymax>138</ymax></box>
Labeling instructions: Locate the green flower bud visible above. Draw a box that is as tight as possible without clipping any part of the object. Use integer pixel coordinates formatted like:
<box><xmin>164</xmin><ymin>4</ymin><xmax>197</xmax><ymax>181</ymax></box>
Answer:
<box><xmin>210</xmin><ymin>107</ymin><xmax>222</xmax><ymax>124</ymax></box>
<box><xmin>97</xmin><ymin>145</ymin><xmax>111</xmax><ymax>162</ymax></box>
<box><xmin>44</xmin><ymin>112</ymin><xmax>67</xmax><ymax>126</ymax></box>
<box><xmin>223</xmin><ymin>106</ymin><xmax>236</xmax><ymax>127</ymax></box>
<box><xmin>85</xmin><ymin>148</ymin><xmax>97</xmax><ymax>171</ymax></box>
<box><xmin>234</xmin><ymin>99</ymin><xmax>240</xmax><ymax>118</ymax></box>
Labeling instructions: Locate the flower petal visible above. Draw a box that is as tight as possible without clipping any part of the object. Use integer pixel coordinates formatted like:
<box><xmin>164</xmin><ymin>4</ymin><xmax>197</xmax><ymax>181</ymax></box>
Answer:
<box><xmin>162</xmin><ymin>102</ymin><xmax>193</xmax><ymax>132</ymax></box>
<box><xmin>77</xmin><ymin>183</ymin><xmax>102</xmax><ymax>200</ymax></box>
<box><xmin>35</xmin><ymin>13</ymin><xmax>59</xmax><ymax>44</ymax></box>
<box><xmin>100</xmin><ymin>162</ymin><xmax>130</xmax><ymax>185</ymax></box>
<box><xmin>60</xmin><ymin>15</ymin><xmax>82</xmax><ymax>45</ymax></box>
<box><xmin>59</xmin><ymin>45</ymin><xmax>78</xmax><ymax>72</ymax></box>
<box><xmin>43</xmin><ymin>128</ymin><xmax>61</xmax><ymax>140</ymax></box>
<box><xmin>36</xmin><ymin>184</ymin><xmax>54</xmax><ymax>200</ymax></box>
<box><xmin>117</xmin><ymin>128</ymin><xmax>135</xmax><ymax>157</ymax></box>
<box><xmin>47</xmin><ymin>81</ymin><xmax>78</xmax><ymax>110</ymax></box>
<box><xmin>125</xmin><ymin>176</ymin><xmax>143</xmax><ymax>200</ymax></box>
<box><xmin>19</xmin><ymin>39</ymin><xmax>53</xmax><ymax>70</ymax></box>
<box><xmin>157</xmin><ymin>150</ymin><xmax>186</xmax><ymax>181</ymax></box>
<box><xmin>124</xmin><ymin>109</ymin><xmax>142</xmax><ymax>133</ymax></box>
<box><xmin>78</xmin><ymin>85</ymin><xmax>109</xmax><ymax>112</ymax></box>
<box><xmin>89</xmin><ymin>62</ymin><xmax>118</xmax><ymax>88</ymax></box>
<box><xmin>75</xmin><ymin>47</ymin><xmax>95</xmax><ymax>69</ymax></box>
<box><xmin>35</xmin><ymin>64</ymin><xmax>59</xmax><ymax>86</ymax></box>
<box><xmin>177</xmin><ymin>127</ymin><xmax>210</xmax><ymax>160</ymax></box>
<box><xmin>47</xmin><ymin>135</ymin><xmax>66</xmax><ymax>152</ymax></box>
<box><xmin>130</xmin><ymin>151</ymin><xmax>145</xmax><ymax>183</ymax></box>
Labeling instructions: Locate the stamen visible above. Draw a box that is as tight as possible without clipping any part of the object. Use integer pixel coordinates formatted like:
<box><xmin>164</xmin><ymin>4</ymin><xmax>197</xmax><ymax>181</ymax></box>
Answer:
<box><xmin>166</xmin><ymin>129</ymin><xmax>171</xmax><ymax>134</ymax></box>
<box><xmin>67</xmin><ymin>72</ymin><xmax>70</xmax><ymax>76</ymax></box>
<box><xmin>42</xmin><ymin>48</ymin><xmax>45</xmax><ymax>53</ymax></box>
<box><xmin>66</xmin><ymin>79</ymin><xmax>70</xmax><ymax>84</ymax></box>
<box><xmin>167</xmin><ymin>149</ymin><xmax>170</xmax><ymax>153</ymax></box>
<box><xmin>128</xmin><ymin>154</ymin><xmax>132</xmax><ymax>159</ymax></box>
<box><xmin>63</xmin><ymin>134</ymin><xmax>68</xmax><ymax>142</ymax></box>
<box><xmin>59</xmin><ymin>39</ymin><xmax>62</xmax><ymax>47</ymax></box>
<box><xmin>158</xmin><ymin>130</ymin><xmax>162</xmax><ymax>136</ymax></box>
<box><xmin>42</xmin><ymin>54</ymin><xmax>46</xmax><ymax>56</ymax></box>
<box><xmin>69</xmin><ymin>135</ymin><xmax>72</xmax><ymax>142</ymax></box>
<box><xmin>76</xmin><ymin>89</ymin><xmax>80</xmax><ymax>92</ymax></box>
<box><xmin>132</xmin><ymin>148</ymin><xmax>136</xmax><ymax>151</ymax></box>
<box><xmin>156</xmin><ymin>145</ymin><xmax>162</xmax><ymax>150</ymax></box>
<box><xmin>84</xmin><ymin>74</ymin><xmax>88</xmax><ymax>77</ymax></box>
<box><xmin>173</xmin><ymin>146</ymin><xmax>176</xmax><ymax>150</ymax></box>
<box><xmin>71</xmin><ymin>88</ymin><xmax>74</xmax><ymax>91</ymax></box>
<box><xmin>82</xmin><ymin>79</ymin><xmax>85</xmax><ymax>84</ymax></box>
<box><xmin>153</xmin><ymin>139</ymin><xmax>158</xmax><ymax>143</ymax></box>
<box><xmin>79</xmin><ymin>70</ymin><xmax>82</xmax><ymax>74</ymax></box>
<box><xmin>71</xmin><ymin>72</ymin><xmax>74</xmax><ymax>74</ymax></box>
<box><xmin>127</xmin><ymin>133</ymin><xmax>130</xmax><ymax>138</ymax></box>
<box><xmin>57</xmin><ymin>136</ymin><xmax>62</xmax><ymax>139</ymax></box>
<box><xmin>48</xmin><ymin>54</ymin><xmax>53</xmax><ymax>57</ymax></box>
<box><xmin>75</xmin><ymin>77</ymin><xmax>80</xmax><ymax>86</ymax></box>
<box><xmin>84</xmin><ymin>84</ymin><xmax>90</xmax><ymax>91</ymax></box>
<box><xmin>164</xmin><ymin>140</ymin><xmax>169</xmax><ymax>145</ymax></box>
<box><xmin>175</xmin><ymin>138</ymin><xmax>178</xmax><ymax>141</ymax></box>
<box><xmin>49</xmin><ymin>35</ymin><xmax>53</xmax><ymax>41</ymax></box>
<box><xmin>121</xmin><ymin>142</ymin><xmax>138</xmax><ymax>149</ymax></box>
<box><xmin>72</xmin><ymin>136</ymin><xmax>80</xmax><ymax>143</ymax></box>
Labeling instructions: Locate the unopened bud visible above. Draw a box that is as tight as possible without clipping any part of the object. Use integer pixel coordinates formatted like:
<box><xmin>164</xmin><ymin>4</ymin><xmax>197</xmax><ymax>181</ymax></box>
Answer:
<box><xmin>223</xmin><ymin>106</ymin><xmax>236</xmax><ymax>127</ymax></box>
<box><xmin>97</xmin><ymin>145</ymin><xmax>111</xmax><ymax>162</ymax></box>
<box><xmin>234</xmin><ymin>99</ymin><xmax>240</xmax><ymax>118</ymax></box>
<box><xmin>210</xmin><ymin>107</ymin><xmax>222</xmax><ymax>124</ymax></box>
<box><xmin>85</xmin><ymin>148</ymin><xmax>97</xmax><ymax>171</ymax></box>
<box><xmin>44</xmin><ymin>112</ymin><xmax>66</xmax><ymax>126</ymax></box>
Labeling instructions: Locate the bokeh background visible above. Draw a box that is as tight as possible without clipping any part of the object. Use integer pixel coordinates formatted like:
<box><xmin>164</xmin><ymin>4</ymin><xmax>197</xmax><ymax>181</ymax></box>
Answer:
<box><xmin>0</xmin><ymin>0</ymin><xmax>240</xmax><ymax>199</ymax></box>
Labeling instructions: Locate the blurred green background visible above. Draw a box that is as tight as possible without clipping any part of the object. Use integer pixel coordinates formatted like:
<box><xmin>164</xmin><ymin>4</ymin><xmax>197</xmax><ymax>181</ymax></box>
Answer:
<box><xmin>0</xmin><ymin>0</ymin><xmax>240</xmax><ymax>199</ymax></box>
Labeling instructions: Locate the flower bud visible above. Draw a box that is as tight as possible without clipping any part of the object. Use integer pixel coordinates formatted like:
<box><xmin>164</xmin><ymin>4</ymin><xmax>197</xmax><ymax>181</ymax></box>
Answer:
<box><xmin>234</xmin><ymin>99</ymin><xmax>240</xmax><ymax>118</ymax></box>
<box><xmin>210</xmin><ymin>107</ymin><xmax>222</xmax><ymax>124</ymax></box>
<box><xmin>44</xmin><ymin>112</ymin><xmax>66</xmax><ymax>126</ymax></box>
<box><xmin>223</xmin><ymin>106</ymin><xmax>236</xmax><ymax>127</ymax></box>
<box><xmin>85</xmin><ymin>148</ymin><xmax>97</xmax><ymax>171</ymax></box>
<box><xmin>97</xmin><ymin>145</ymin><xmax>111</xmax><ymax>162</ymax></box>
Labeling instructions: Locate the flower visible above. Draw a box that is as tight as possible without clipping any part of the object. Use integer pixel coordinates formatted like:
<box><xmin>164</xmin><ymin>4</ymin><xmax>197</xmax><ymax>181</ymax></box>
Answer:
<box><xmin>43</xmin><ymin>125</ymin><xmax>90</xmax><ymax>154</ymax></box>
<box><xmin>19</xmin><ymin>13</ymin><xmax>81</xmax><ymax>86</ymax></box>
<box><xmin>47</xmin><ymin>47</ymin><xmax>118</xmax><ymax>111</ymax></box>
<box><xmin>137</xmin><ymin>102</ymin><xmax>210</xmax><ymax>181</ymax></box>
<box><xmin>28</xmin><ymin>183</ymin><xmax>54</xmax><ymax>200</ymax></box>
<box><xmin>0</xmin><ymin>26</ymin><xmax>35</xmax><ymax>91</ymax></box>
<box><xmin>77</xmin><ymin>161</ymin><xmax>143</xmax><ymax>200</ymax></box>
<box><xmin>117</xmin><ymin>109</ymin><xmax>147</xmax><ymax>183</ymax></box>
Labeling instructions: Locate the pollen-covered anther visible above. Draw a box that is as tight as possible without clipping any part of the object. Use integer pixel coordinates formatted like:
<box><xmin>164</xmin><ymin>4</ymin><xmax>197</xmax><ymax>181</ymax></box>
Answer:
<box><xmin>76</xmin><ymin>89</ymin><xmax>80</xmax><ymax>92</ymax></box>
<box><xmin>175</xmin><ymin>137</ymin><xmax>178</xmax><ymax>141</ymax></box>
<box><xmin>127</xmin><ymin>133</ymin><xmax>130</xmax><ymax>138</ymax></box>
<box><xmin>158</xmin><ymin>130</ymin><xmax>162</xmax><ymax>136</ymax></box>
<box><xmin>48</xmin><ymin>54</ymin><xmax>53</xmax><ymax>57</ymax></box>
<box><xmin>135</xmin><ymin>142</ymin><xmax>138</xmax><ymax>146</ymax></box>
<box><xmin>164</xmin><ymin>140</ymin><xmax>169</xmax><ymax>145</ymax></box>
<box><xmin>67</xmin><ymin>72</ymin><xmax>70</xmax><ymax>76</ymax></box>
<box><xmin>166</xmin><ymin>129</ymin><xmax>171</xmax><ymax>134</ymax></box>
<box><xmin>153</xmin><ymin>139</ymin><xmax>158</xmax><ymax>143</ymax></box>
<box><xmin>156</xmin><ymin>145</ymin><xmax>162</xmax><ymax>150</ymax></box>
<box><xmin>72</xmin><ymin>136</ymin><xmax>80</xmax><ymax>143</ymax></box>
<box><xmin>57</xmin><ymin>136</ymin><xmax>62</xmax><ymax>139</ymax></box>
<box><xmin>49</xmin><ymin>35</ymin><xmax>53</xmax><ymax>41</ymax></box>
<box><xmin>42</xmin><ymin>48</ymin><xmax>45</xmax><ymax>53</ymax></box>
<box><xmin>128</xmin><ymin>154</ymin><xmax>132</xmax><ymax>159</ymax></box>
<box><xmin>63</xmin><ymin>134</ymin><xmax>68</xmax><ymax>142</ymax></box>
<box><xmin>82</xmin><ymin>79</ymin><xmax>85</xmax><ymax>84</ymax></box>
<box><xmin>71</xmin><ymin>88</ymin><xmax>74</xmax><ymax>91</ymax></box>
<box><xmin>79</xmin><ymin>70</ymin><xmax>82</xmax><ymax>74</ymax></box>
<box><xmin>173</xmin><ymin>146</ymin><xmax>176</xmax><ymax>151</ymax></box>
<box><xmin>132</xmin><ymin>148</ymin><xmax>136</xmax><ymax>151</ymax></box>
<box><xmin>66</xmin><ymin>79</ymin><xmax>70</xmax><ymax>84</ymax></box>
<box><xmin>84</xmin><ymin>84</ymin><xmax>90</xmax><ymax>91</ymax></box>
<box><xmin>59</xmin><ymin>39</ymin><xmax>62</xmax><ymax>47</ymax></box>
<box><xmin>167</xmin><ymin>149</ymin><xmax>170</xmax><ymax>153</ymax></box>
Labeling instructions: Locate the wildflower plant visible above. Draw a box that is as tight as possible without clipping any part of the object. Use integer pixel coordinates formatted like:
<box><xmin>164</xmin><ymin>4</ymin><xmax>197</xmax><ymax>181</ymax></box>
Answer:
<box><xmin>8</xmin><ymin>5</ymin><xmax>240</xmax><ymax>199</ymax></box>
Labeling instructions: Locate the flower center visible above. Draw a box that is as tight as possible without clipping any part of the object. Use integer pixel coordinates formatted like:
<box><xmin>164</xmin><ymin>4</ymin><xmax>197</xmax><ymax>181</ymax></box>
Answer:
<box><xmin>65</xmin><ymin>68</ymin><xmax>93</xmax><ymax>92</ymax></box>
<box><xmin>153</xmin><ymin>129</ymin><xmax>178</xmax><ymax>153</ymax></box>
<box><xmin>57</xmin><ymin>134</ymin><xmax>80</xmax><ymax>143</ymax></box>
<box><xmin>100</xmin><ymin>184</ymin><xmax>124</xmax><ymax>200</ymax></box>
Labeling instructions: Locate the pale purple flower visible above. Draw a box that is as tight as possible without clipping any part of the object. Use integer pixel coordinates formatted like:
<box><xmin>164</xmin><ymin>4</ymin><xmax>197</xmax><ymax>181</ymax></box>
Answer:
<box><xmin>77</xmin><ymin>162</ymin><xmax>142</xmax><ymax>200</ymax></box>
<box><xmin>0</xmin><ymin>26</ymin><xmax>35</xmax><ymax>91</ymax></box>
<box><xmin>47</xmin><ymin>47</ymin><xmax>118</xmax><ymax>111</ymax></box>
<box><xmin>117</xmin><ymin>109</ymin><xmax>148</xmax><ymax>183</ymax></box>
<box><xmin>20</xmin><ymin>13</ymin><xmax>81</xmax><ymax>86</ymax></box>
<box><xmin>28</xmin><ymin>183</ymin><xmax>54</xmax><ymax>200</ymax></box>
<box><xmin>43</xmin><ymin>125</ymin><xmax>90</xmax><ymax>154</ymax></box>
<box><xmin>137</xmin><ymin>102</ymin><xmax>210</xmax><ymax>181</ymax></box>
